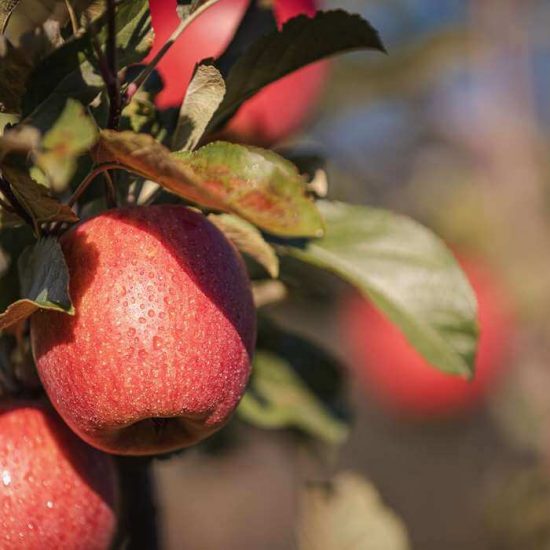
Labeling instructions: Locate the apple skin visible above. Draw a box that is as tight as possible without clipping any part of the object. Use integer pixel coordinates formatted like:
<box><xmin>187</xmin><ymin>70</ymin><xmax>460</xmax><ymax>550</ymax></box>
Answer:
<box><xmin>147</xmin><ymin>0</ymin><xmax>329</xmax><ymax>145</ymax></box>
<box><xmin>340</xmin><ymin>255</ymin><xmax>515</xmax><ymax>418</ymax></box>
<box><xmin>31</xmin><ymin>205</ymin><xmax>256</xmax><ymax>455</ymax></box>
<box><xmin>0</xmin><ymin>401</ymin><xmax>118</xmax><ymax>550</ymax></box>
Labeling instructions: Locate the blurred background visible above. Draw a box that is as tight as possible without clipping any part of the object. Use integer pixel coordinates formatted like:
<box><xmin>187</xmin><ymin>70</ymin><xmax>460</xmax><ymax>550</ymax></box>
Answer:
<box><xmin>153</xmin><ymin>0</ymin><xmax>550</xmax><ymax>548</ymax></box>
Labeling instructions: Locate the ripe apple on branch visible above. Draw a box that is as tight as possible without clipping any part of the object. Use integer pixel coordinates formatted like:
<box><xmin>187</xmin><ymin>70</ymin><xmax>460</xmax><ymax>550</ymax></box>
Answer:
<box><xmin>0</xmin><ymin>0</ymin><xmax>483</xmax><ymax>547</ymax></box>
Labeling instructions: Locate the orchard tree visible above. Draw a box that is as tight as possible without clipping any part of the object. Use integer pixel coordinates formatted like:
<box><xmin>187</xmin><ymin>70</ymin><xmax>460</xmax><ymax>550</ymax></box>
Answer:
<box><xmin>0</xmin><ymin>0</ymin><xmax>479</xmax><ymax>548</ymax></box>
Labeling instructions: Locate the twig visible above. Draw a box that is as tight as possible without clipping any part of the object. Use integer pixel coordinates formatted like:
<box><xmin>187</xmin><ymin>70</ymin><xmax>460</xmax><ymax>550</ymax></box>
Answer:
<box><xmin>115</xmin><ymin>458</ymin><xmax>159</xmax><ymax>550</ymax></box>
<box><xmin>105</xmin><ymin>0</ymin><xmax>121</xmax><ymax>130</ymax></box>
<box><xmin>125</xmin><ymin>0</ymin><xmax>222</xmax><ymax>97</ymax></box>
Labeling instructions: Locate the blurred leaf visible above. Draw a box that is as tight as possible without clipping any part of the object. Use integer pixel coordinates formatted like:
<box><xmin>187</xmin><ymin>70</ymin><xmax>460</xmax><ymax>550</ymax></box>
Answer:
<box><xmin>0</xmin><ymin>0</ymin><xmax>19</xmax><ymax>32</ymax></box>
<box><xmin>0</xmin><ymin>124</ymin><xmax>40</xmax><ymax>159</ymax></box>
<box><xmin>1</xmin><ymin>163</ymin><xmax>78</xmax><ymax>230</ymax></box>
<box><xmin>298</xmin><ymin>472</ymin><xmax>410</xmax><ymax>550</ymax></box>
<box><xmin>238</xmin><ymin>350</ymin><xmax>349</xmax><ymax>445</ymax></box>
<box><xmin>209</xmin><ymin>213</ymin><xmax>278</xmax><ymax>278</ymax></box>
<box><xmin>0</xmin><ymin>35</ymin><xmax>33</xmax><ymax>114</ymax></box>
<box><xmin>209</xmin><ymin>10</ymin><xmax>385</xmax><ymax>131</ymax></box>
<box><xmin>22</xmin><ymin>0</ymin><xmax>152</xmax><ymax>130</ymax></box>
<box><xmin>279</xmin><ymin>201</ymin><xmax>478</xmax><ymax>377</ymax></box>
<box><xmin>35</xmin><ymin>99</ymin><xmax>98</xmax><ymax>191</ymax></box>
<box><xmin>172</xmin><ymin>63</ymin><xmax>226</xmax><ymax>151</ymax></box>
<box><xmin>0</xmin><ymin>237</ymin><xmax>73</xmax><ymax>330</ymax></box>
<box><xmin>95</xmin><ymin>130</ymin><xmax>324</xmax><ymax>237</ymax></box>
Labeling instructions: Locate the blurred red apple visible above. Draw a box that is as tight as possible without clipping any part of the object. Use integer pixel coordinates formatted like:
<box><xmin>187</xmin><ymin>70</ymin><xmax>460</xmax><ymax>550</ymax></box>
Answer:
<box><xmin>31</xmin><ymin>205</ymin><xmax>256</xmax><ymax>455</ymax></box>
<box><xmin>340</xmin><ymin>255</ymin><xmax>515</xmax><ymax>418</ymax></box>
<box><xmin>147</xmin><ymin>0</ymin><xmax>329</xmax><ymax>145</ymax></box>
<box><xmin>0</xmin><ymin>401</ymin><xmax>117</xmax><ymax>550</ymax></box>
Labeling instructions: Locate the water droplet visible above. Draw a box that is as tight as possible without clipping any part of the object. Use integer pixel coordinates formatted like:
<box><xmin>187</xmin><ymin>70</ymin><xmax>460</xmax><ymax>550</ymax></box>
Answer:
<box><xmin>139</xmin><ymin>317</ymin><xmax>146</xmax><ymax>324</ymax></box>
<box><xmin>46</xmin><ymin>500</ymin><xmax>54</xmax><ymax>509</ymax></box>
<box><xmin>153</xmin><ymin>336</ymin><xmax>162</xmax><ymax>350</ymax></box>
<box><xmin>148</xmin><ymin>310</ymin><xmax>155</xmax><ymax>318</ymax></box>
<box><xmin>2</xmin><ymin>470</ymin><xmax>11</xmax><ymax>487</ymax></box>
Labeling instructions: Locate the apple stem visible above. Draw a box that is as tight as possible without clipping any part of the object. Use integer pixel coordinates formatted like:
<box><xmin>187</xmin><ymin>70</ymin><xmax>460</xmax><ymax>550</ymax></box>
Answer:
<box><xmin>115</xmin><ymin>457</ymin><xmax>160</xmax><ymax>550</ymax></box>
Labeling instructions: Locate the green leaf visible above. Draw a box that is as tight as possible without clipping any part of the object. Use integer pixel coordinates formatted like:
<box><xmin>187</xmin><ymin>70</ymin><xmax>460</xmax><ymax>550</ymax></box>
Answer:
<box><xmin>209</xmin><ymin>10</ymin><xmax>385</xmax><ymax>131</ymax></box>
<box><xmin>22</xmin><ymin>0</ymin><xmax>152</xmax><ymax>130</ymax></box>
<box><xmin>35</xmin><ymin>99</ymin><xmax>98</xmax><ymax>191</ymax></box>
<box><xmin>238</xmin><ymin>350</ymin><xmax>349</xmax><ymax>446</ymax></box>
<box><xmin>298</xmin><ymin>472</ymin><xmax>411</xmax><ymax>550</ymax></box>
<box><xmin>1</xmin><ymin>163</ymin><xmax>78</xmax><ymax>231</ymax></box>
<box><xmin>209</xmin><ymin>213</ymin><xmax>278</xmax><ymax>278</ymax></box>
<box><xmin>95</xmin><ymin>130</ymin><xmax>324</xmax><ymax>237</ymax></box>
<box><xmin>279</xmin><ymin>201</ymin><xmax>478</xmax><ymax>377</ymax></box>
<box><xmin>172</xmin><ymin>63</ymin><xmax>226</xmax><ymax>152</ymax></box>
<box><xmin>0</xmin><ymin>237</ymin><xmax>73</xmax><ymax>331</ymax></box>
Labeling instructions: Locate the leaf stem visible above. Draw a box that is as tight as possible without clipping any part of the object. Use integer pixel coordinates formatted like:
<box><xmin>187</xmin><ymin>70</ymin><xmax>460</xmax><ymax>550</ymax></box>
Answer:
<box><xmin>67</xmin><ymin>163</ymin><xmax>121</xmax><ymax>208</ymax></box>
<box><xmin>126</xmin><ymin>0</ymin><xmax>223</xmax><ymax>97</ymax></box>
<box><xmin>103</xmin><ymin>170</ymin><xmax>117</xmax><ymax>208</ymax></box>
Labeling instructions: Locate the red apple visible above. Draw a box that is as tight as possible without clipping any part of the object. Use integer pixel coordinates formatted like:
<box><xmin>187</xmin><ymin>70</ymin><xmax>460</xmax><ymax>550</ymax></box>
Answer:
<box><xmin>31</xmin><ymin>205</ymin><xmax>256</xmax><ymax>455</ymax></box>
<box><xmin>0</xmin><ymin>401</ymin><xmax>117</xmax><ymax>549</ymax></box>
<box><xmin>340</xmin><ymin>255</ymin><xmax>515</xmax><ymax>418</ymax></box>
<box><xmin>147</xmin><ymin>0</ymin><xmax>329</xmax><ymax>145</ymax></box>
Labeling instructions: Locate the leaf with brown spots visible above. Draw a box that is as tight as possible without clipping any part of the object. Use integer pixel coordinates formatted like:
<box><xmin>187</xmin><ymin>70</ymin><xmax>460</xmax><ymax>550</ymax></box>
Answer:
<box><xmin>95</xmin><ymin>130</ymin><xmax>324</xmax><ymax>237</ymax></box>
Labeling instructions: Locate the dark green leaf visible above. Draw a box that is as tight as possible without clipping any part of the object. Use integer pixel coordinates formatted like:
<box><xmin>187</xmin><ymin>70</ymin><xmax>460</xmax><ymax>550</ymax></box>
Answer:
<box><xmin>172</xmin><ymin>63</ymin><xmax>226</xmax><ymax>151</ymax></box>
<box><xmin>95</xmin><ymin>130</ymin><xmax>324</xmax><ymax>237</ymax></box>
<box><xmin>22</xmin><ymin>0</ymin><xmax>152</xmax><ymax>130</ymax></box>
<box><xmin>0</xmin><ymin>237</ymin><xmax>73</xmax><ymax>330</ymax></box>
<box><xmin>278</xmin><ymin>201</ymin><xmax>478</xmax><ymax>377</ymax></box>
<box><xmin>0</xmin><ymin>35</ymin><xmax>33</xmax><ymax>114</ymax></box>
<box><xmin>209</xmin><ymin>10</ymin><xmax>385</xmax><ymax>131</ymax></box>
<box><xmin>1</xmin><ymin>163</ymin><xmax>79</xmax><ymax>230</ymax></box>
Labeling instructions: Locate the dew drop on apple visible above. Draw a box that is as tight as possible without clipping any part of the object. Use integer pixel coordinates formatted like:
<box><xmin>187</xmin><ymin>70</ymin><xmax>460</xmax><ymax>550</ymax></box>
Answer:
<box><xmin>153</xmin><ymin>336</ymin><xmax>162</xmax><ymax>350</ymax></box>
<box><xmin>1</xmin><ymin>470</ymin><xmax>11</xmax><ymax>487</ymax></box>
